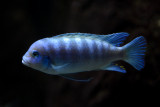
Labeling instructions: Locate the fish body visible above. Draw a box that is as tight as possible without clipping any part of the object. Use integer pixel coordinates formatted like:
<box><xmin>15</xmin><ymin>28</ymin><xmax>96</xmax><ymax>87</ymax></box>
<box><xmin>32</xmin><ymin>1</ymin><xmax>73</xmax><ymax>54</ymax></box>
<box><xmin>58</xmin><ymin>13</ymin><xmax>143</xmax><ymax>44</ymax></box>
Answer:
<box><xmin>22</xmin><ymin>33</ymin><xmax>146</xmax><ymax>77</ymax></box>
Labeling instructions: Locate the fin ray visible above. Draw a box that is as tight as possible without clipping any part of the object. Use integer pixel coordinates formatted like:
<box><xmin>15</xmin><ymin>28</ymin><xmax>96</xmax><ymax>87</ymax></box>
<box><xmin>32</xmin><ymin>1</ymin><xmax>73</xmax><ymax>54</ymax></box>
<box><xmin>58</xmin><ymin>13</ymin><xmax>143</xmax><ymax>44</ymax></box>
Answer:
<box><xmin>102</xmin><ymin>32</ymin><xmax>129</xmax><ymax>46</ymax></box>
<box><xmin>123</xmin><ymin>36</ymin><xmax>147</xmax><ymax>70</ymax></box>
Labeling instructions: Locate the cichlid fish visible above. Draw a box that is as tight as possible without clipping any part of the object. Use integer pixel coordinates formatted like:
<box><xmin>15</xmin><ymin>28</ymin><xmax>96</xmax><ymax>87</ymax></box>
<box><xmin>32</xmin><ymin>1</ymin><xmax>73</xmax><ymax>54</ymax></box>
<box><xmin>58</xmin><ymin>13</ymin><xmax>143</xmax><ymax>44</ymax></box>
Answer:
<box><xmin>22</xmin><ymin>32</ymin><xmax>147</xmax><ymax>81</ymax></box>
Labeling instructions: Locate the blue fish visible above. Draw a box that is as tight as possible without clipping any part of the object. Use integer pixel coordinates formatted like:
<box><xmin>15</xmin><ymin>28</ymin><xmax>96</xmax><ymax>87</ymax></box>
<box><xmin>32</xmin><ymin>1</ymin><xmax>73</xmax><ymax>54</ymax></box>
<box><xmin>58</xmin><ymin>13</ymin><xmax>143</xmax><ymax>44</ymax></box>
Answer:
<box><xmin>22</xmin><ymin>32</ymin><xmax>147</xmax><ymax>82</ymax></box>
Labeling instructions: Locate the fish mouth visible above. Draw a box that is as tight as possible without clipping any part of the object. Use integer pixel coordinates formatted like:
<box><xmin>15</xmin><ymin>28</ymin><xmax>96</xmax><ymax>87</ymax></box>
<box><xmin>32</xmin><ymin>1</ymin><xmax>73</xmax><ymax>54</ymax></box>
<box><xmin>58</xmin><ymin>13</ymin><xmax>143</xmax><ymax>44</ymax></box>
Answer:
<box><xmin>22</xmin><ymin>58</ymin><xmax>30</xmax><ymax>66</ymax></box>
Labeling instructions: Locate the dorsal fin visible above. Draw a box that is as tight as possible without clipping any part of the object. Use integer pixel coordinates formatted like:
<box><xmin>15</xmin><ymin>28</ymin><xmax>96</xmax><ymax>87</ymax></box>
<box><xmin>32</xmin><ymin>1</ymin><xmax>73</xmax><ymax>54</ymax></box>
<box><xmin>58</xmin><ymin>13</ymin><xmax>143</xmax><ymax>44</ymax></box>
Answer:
<box><xmin>53</xmin><ymin>32</ymin><xmax>129</xmax><ymax>46</ymax></box>
<box><xmin>101</xmin><ymin>32</ymin><xmax>129</xmax><ymax>46</ymax></box>
<box><xmin>53</xmin><ymin>33</ymin><xmax>98</xmax><ymax>38</ymax></box>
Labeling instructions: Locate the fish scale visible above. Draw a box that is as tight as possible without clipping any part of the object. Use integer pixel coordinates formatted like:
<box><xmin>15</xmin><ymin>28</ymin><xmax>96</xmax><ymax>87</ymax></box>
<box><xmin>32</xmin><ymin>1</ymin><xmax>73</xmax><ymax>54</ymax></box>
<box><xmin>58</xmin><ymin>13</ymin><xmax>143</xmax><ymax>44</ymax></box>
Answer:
<box><xmin>51</xmin><ymin>36</ymin><xmax>117</xmax><ymax>68</ymax></box>
<box><xmin>51</xmin><ymin>37</ymin><xmax>101</xmax><ymax>68</ymax></box>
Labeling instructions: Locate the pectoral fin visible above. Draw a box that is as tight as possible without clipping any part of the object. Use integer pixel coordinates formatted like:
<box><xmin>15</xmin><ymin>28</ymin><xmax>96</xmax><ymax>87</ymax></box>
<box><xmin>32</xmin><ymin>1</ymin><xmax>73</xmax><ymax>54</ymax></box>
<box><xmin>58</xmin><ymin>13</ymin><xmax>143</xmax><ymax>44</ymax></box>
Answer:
<box><xmin>51</xmin><ymin>63</ymin><xmax>70</xmax><ymax>70</ymax></box>
<box><xmin>51</xmin><ymin>63</ymin><xmax>93</xmax><ymax>82</ymax></box>
<box><xmin>59</xmin><ymin>74</ymin><xmax>93</xmax><ymax>82</ymax></box>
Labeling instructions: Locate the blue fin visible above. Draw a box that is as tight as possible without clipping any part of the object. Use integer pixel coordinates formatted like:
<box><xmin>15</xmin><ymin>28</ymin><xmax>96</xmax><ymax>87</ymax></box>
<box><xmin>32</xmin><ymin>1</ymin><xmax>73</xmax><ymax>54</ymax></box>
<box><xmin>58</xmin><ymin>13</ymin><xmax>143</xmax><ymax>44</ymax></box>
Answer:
<box><xmin>123</xmin><ymin>36</ymin><xmax>147</xmax><ymax>70</ymax></box>
<box><xmin>51</xmin><ymin>63</ymin><xmax>69</xmax><ymax>70</ymax></box>
<box><xmin>102</xmin><ymin>32</ymin><xmax>129</xmax><ymax>46</ymax></box>
<box><xmin>53</xmin><ymin>32</ymin><xmax>129</xmax><ymax>46</ymax></box>
<box><xmin>103</xmin><ymin>64</ymin><xmax>126</xmax><ymax>73</ymax></box>
<box><xmin>59</xmin><ymin>74</ymin><xmax>93</xmax><ymax>82</ymax></box>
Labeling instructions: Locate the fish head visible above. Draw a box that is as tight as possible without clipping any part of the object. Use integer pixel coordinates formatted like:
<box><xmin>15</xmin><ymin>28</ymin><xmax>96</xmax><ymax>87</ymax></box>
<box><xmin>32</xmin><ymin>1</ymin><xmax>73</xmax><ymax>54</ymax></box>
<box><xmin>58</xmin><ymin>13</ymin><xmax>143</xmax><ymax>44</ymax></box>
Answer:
<box><xmin>22</xmin><ymin>40</ymin><xmax>50</xmax><ymax>72</ymax></box>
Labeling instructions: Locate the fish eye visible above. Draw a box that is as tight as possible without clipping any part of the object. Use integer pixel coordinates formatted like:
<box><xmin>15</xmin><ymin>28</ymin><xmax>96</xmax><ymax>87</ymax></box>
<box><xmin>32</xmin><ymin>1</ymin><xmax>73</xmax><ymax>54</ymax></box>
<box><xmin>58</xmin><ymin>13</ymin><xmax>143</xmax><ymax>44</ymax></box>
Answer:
<box><xmin>32</xmin><ymin>50</ymin><xmax>39</xmax><ymax>57</ymax></box>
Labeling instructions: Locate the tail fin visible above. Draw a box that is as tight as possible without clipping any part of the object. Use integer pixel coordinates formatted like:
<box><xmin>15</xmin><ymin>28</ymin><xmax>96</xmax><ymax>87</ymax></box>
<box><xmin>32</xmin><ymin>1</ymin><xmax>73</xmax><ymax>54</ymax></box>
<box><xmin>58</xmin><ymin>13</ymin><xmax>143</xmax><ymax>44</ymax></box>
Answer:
<box><xmin>123</xmin><ymin>36</ymin><xmax>147</xmax><ymax>70</ymax></box>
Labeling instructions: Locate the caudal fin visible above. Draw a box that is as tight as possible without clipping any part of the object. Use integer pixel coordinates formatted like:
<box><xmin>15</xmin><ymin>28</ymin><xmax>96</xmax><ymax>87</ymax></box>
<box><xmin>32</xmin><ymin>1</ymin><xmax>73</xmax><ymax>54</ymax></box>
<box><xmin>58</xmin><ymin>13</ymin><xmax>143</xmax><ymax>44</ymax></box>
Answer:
<box><xmin>123</xmin><ymin>36</ymin><xmax>147</xmax><ymax>70</ymax></box>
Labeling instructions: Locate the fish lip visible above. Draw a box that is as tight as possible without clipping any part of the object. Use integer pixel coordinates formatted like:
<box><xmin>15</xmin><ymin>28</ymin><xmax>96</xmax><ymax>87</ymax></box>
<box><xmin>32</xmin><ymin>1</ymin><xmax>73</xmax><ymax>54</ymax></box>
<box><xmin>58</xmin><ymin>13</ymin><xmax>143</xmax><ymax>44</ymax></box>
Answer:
<box><xmin>22</xmin><ymin>58</ymin><xmax>30</xmax><ymax>66</ymax></box>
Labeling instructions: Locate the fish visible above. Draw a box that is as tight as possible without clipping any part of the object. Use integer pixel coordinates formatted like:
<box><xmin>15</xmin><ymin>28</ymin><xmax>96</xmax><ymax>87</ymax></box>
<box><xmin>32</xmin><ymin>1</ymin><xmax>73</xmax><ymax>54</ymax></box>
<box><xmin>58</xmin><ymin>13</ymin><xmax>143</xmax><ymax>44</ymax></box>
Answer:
<box><xmin>22</xmin><ymin>32</ymin><xmax>147</xmax><ymax>82</ymax></box>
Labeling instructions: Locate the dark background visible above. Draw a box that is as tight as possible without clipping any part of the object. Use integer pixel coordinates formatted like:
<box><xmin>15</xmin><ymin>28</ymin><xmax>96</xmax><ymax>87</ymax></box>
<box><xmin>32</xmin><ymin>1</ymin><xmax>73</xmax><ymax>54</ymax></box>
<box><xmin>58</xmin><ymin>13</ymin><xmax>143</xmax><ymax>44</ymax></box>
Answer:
<box><xmin>1</xmin><ymin>0</ymin><xmax>160</xmax><ymax>107</ymax></box>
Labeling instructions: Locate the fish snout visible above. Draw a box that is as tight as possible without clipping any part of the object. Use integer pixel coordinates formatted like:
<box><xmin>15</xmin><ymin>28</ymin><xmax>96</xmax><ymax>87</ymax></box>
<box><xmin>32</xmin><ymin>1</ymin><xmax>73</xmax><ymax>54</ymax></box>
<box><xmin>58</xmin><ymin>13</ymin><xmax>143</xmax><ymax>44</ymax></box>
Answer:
<box><xmin>22</xmin><ymin>56</ymin><xmax>30</xmax><ymax>66</ymax></box>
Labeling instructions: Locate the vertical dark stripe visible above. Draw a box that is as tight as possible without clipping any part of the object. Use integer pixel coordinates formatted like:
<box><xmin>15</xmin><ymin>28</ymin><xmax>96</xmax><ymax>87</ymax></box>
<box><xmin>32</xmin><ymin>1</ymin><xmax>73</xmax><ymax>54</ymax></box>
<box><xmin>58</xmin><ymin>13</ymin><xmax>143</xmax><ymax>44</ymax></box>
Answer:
<box><xmin>63</xmin><ymin>37</ymin><xmax>71</xmax><ymax>61</ymax></box>
<box><xmin>46</xmin><ymin>39</ymin><xmax>54</xmax><ymax>59</ymax></box>
<box><xmin>75</xmin><ymin>37</ymin><xmax>83</xmax><ymax>61</ymax></box>
<box><xmin>70</xmin><ymin>38</ymin><xmax>79</xmax><ymax>62</ymax></box>
<box><xmin>58</xmin><ymin>38</ymin><xmax>67</xmax><ymax>61</ymax></box>
<box><xmin>52</xmin><ymin>39</ymin><xmax>61</xmax><ymax>63</ymax></box>
<box><xmin>82</xmin><ymin>38</ymin><xmax>90</xmax><ymax>60</ymax></box>
<box><xmin>101</xmin><ymin>41</ymin><xmax>106</xmax><ymax>61</ymax></box>
<box><xmin>93</xmin><ymin>40</ymin><xmax>99</xmax><ymax>62</ymax></box>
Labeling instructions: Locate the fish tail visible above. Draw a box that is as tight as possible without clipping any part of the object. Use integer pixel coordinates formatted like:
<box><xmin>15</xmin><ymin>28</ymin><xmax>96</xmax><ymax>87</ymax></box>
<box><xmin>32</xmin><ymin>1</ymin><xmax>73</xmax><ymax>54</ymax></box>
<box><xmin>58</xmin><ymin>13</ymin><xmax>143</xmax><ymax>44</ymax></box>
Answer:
<box><xmin>122</xmin><ymin>36</ymin><xmax>147</xmax><ymax>70</ymax></box>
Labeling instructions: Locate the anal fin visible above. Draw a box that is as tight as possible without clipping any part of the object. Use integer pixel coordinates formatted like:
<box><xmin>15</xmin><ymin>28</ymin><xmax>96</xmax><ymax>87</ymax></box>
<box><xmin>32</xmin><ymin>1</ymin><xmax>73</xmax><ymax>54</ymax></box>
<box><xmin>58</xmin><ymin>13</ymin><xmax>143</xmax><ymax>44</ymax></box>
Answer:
<box><xmin>103</xmin><ymin>64</ymin><xmax>126</xmax><ymax>73</ymax></box>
